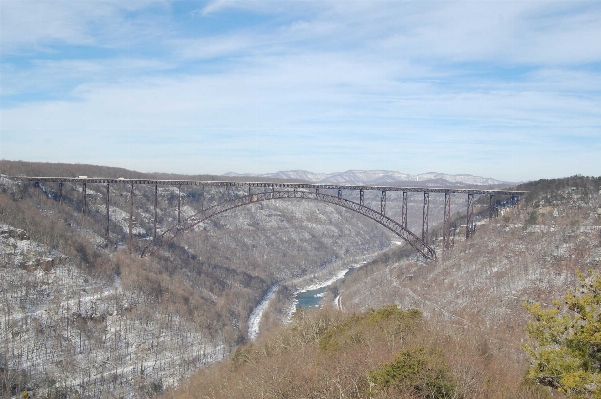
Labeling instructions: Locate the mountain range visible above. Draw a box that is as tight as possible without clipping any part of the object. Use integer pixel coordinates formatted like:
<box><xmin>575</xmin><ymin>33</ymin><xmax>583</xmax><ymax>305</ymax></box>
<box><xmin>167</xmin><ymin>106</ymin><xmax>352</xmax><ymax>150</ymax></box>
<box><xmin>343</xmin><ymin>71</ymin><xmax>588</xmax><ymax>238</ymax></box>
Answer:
<box><xmin>223</xmin><ymin>170</ymin><xmax>513</xmax><ymax>187</ymax></box>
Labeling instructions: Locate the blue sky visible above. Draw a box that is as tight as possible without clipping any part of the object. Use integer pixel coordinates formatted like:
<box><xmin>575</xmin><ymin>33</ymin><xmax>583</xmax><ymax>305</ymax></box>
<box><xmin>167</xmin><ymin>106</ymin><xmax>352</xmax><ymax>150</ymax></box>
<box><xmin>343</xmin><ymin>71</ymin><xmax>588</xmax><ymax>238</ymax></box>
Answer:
<box><xmin>1</xmin><ymin>1</ymin><xmax>600</xmax><ymax>182</ymax></box>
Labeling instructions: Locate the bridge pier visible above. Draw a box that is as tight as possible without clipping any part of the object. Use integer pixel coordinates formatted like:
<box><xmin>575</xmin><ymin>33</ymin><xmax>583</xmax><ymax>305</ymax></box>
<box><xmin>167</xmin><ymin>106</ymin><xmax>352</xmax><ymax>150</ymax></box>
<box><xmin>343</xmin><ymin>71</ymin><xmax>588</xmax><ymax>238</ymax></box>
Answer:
<box><xmin>422</xmin><ymin>192</ymin><xmax>429</xmax><ymax>243</ymax></box>
<box><xmin>14</xmin><ymin>176</ymin><xmax>525</xmax><ymax>260</ymax></box>
<box><xmin>129</xmin><ymin>182</ymin><xmax>134</xmax><ymax>252</ymax></box>
<box><xmin>402</xmin><ymin>191</ymin><xmax>407</xmax><ymax>229</ymax></box>
<box><xmin>201</xmin><ymin>184</ymin><xmax>204</xmax><ymax>211</ymax></box>
<box><xmin>178</xmin><ymin>184</ymin><xmax>182</xmax><ymax>225</ymax></box>
<box><xmin>154</xmin><ymin>184</ymin><xmax>158</xmax><ymax>240</ymax></box>
<box><xmin>466</xmin><ymin>193</ymin><xmax>474</xmax><ymax>239</ymax></box>
<box><xmin>106</xmin><ymin>183</ymin><xmax>110</xmax><ymax>238</ymax></box>
<box><xmin>443</xmin><ymin>191</ymin><xmax>451</xmax><ymax>251</ymax></box>
<box><xmin>82</xmin><ymin>182</ymin><xmax>87</xmax><ymax>216</ymax></box>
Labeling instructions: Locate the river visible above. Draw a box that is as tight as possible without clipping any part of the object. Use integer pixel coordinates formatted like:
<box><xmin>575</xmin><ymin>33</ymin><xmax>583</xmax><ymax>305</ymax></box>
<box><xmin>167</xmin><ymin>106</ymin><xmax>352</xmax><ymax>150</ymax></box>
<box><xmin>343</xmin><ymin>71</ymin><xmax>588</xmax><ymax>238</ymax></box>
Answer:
<box><xmin>247</xmin><ymin>244</ymin><xmax>400</xmax><ymax>341</ymax></box>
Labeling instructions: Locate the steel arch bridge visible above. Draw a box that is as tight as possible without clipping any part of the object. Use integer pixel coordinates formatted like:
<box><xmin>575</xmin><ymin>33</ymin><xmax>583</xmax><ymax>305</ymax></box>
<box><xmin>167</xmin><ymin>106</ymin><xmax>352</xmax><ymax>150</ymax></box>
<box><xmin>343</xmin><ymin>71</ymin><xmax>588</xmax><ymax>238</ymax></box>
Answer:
<box><xmin>14</xmin><ymin>177</ymin><xmax>526</xmax><ymax>261</ymax></box>
<box><xmin>141</xmin><ymin>190</ymin><xmax>436</xmax><ymax>259</ymax></box>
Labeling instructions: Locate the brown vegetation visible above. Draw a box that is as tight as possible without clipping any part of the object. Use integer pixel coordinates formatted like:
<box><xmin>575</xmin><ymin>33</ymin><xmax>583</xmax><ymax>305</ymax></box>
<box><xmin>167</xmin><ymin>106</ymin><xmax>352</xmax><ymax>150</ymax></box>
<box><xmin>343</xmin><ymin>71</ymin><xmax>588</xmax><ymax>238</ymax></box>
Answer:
<box><xmin>164</xmin><ymin>306</ymin><xmax>554</xmax><ymax>399</ymax></box>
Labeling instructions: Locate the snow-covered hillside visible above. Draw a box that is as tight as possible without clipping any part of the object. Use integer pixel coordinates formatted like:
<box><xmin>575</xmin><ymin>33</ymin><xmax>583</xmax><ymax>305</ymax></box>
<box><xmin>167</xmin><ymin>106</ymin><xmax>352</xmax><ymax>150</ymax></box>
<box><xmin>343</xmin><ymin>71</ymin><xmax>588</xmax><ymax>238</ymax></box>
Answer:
<box><xmin>329</xmin><ymin>176</ymin><xmax>601</xmax><ymax>350</ymax></box>
<box><xmin>223</xmin><ymin>170</ymin><xmax>511</xmax><ymax>186</ymax></box>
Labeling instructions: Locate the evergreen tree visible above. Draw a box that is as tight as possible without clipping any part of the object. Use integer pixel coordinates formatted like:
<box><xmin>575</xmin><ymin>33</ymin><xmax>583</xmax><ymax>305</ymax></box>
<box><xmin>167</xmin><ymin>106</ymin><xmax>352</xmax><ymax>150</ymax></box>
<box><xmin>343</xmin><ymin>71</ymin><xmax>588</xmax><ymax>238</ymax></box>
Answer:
<box><xmin>525</xmin><ymin>270</ymin><xmax>601</xmax><ymax>397</ymax></box>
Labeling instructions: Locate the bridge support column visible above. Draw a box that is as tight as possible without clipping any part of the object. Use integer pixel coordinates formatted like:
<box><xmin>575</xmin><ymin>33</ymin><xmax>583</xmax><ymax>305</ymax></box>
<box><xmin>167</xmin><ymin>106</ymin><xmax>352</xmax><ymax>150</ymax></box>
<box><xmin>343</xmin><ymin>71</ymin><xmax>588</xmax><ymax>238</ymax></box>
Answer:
<box><xmin>360</xmin><ymin>189</ymin><xmax>364</xmax><ymax>206</ymax></box>
<box><xmin>402</xmin><ymin>191</ymin><xmax>407</xmax><ymax>229</ymax></box>
<box><xmin>338</xmin><ymin>188</ymin><xmax>342</xmax><ymax>199</ymax></box>
<box><xmin>443</xmin><ymin>191</ymin><xmax>451</xmax><ymax>251</ymax></box>
<box><xmin>422</xmin><ymin>192</ymin><xmax>429</xmax><ymax>243</ymax></box>
<box><xmin>59</xmin><ymin>182</ymin><xmax>63</xmax><ymax>204</ymax></box>
<box><xmin>201</xmin><ymin>184</ymin><xmax>204</xmax><ymax>211</ymax></box>
<box><xmin>154</xmin><ymin>184</ymin><xmax>158</xmax><ymax>240</ymax></box>
<box><xmin>381</xmin><ymin>191</ymin><xmax>386</xmax><ymax>216</ymax></box>
<box><xmin>106</xmin><ymin>183</ymin><xmax>110</xmax><ymax>239</ymax></box>
<box><xmin>489</xmin><ymin>194</ymin><xmax>495</xmax><ymax>220</ymax></box>
<box><xmin>82</xmin><ymin>182</ymin><xmax>87</xmax><ymax>215</ymax></box>
<box><xmin>466</xmin><ymin>193</ymin><xmax>474</xmax><ymax>239</ymax></box>
<box><xmin>129</xmin><ymin>182</ymin><xmax>134</xmax><ymax>252</ymax></box>
<box><xmin>178</xmin><ymin>184</ymin><xmax>181</xmax><ymax>225</ymax></box>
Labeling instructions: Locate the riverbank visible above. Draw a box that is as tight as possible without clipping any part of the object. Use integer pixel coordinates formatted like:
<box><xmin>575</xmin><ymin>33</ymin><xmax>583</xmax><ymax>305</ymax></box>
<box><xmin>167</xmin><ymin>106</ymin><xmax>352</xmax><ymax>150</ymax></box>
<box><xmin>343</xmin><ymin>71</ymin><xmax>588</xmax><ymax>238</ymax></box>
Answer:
<box><xmin>246</xmin><ymin>243</ymin><xmax>403</xmax><ymax>341</ymax></box>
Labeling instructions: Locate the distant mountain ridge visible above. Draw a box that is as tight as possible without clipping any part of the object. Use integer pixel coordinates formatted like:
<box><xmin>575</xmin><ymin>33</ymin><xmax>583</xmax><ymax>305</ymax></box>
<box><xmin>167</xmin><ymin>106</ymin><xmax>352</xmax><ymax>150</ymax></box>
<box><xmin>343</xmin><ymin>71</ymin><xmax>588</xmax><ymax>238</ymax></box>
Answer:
<box><xmin>223</xmin><ymin>170</ymin><xmax>512</xmax><ymax>187</ymax></box>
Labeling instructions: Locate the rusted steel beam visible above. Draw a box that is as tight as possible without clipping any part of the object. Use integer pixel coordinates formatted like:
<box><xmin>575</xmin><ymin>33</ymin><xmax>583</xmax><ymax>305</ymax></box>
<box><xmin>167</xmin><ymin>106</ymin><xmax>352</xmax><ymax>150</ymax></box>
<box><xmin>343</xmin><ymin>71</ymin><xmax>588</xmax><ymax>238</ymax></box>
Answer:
<box><xmin>466</xmin><ymin>193</ymin><xmax>474</xmax><ymax>239</ymax></box>
<box><xmin>177</xmin><ymin>184</ymin><xmax>181</xmax><ymax>225</ymax></box>
<box><xmin>106</xmin><ymin>183</ymin><xmax>110</xmax><ymax>238</ymax></box>
<box><xmin>129</xmin><ymin>182</ymin><xmax>134</xmax><ymax>252</ymax></box>
<box><xmin>360</xmin><ymin>189</ymin><xmax>364</xmax><ymax>206</ymax></box>
<box><xmin>443</xmin><ymin>191</ymin><xmax>451</xmax><ymax>251</ymax></box>
<box><xmin>381</xmin><ymin>190</ymin><xmax>386</xmax><ymax>216</ymax></box>
<box><xmin>402</xmin><ymin>191</ymin><xmax>407</xmax><ymax>229</ymax></box>
<box><xmin>201</xmin><ymin>184</ymin><xmax>204</xmax><ymax>211</ymax></box>
<box><xmin>58</xmin><ymin>182</ymin><xmax>63</xmax><ymax>204</ymax></box>
<box><xmin>12</xmin><ymin>177</ymin><xmax>527</xmax><ymax>197</ymax></box>
<box><xmin>82</xmin><ymin>182</ymin><xmax>87</xmax><ymax>215</ymax></box>
<box><xmin>154</xmin><ymin>184</ymin><xmax>158</xmax><ymax>240</ymax></box>
<box><xmin>422</xmin><ymin>192</ymin><xmax>429</xmax><ymax>243</ymax></box>
<box><xmin>143</xmin><ymin>190</ymin><xmax>437</xmax><ymax>261</ymax></box>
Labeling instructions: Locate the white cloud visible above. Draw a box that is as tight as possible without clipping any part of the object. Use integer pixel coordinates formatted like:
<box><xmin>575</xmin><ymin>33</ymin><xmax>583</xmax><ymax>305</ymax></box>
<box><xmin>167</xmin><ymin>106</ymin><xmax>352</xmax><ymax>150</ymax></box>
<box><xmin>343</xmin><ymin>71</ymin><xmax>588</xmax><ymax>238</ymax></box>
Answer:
<box><xmin>0</xmin><ymin>0</ymin><xmax>170</xmax><ymax>53</ymax></box>
<box><xmin>1</xmin><ymin>1</ymin><xmax>600</xmax><ymax>181</ymax></box>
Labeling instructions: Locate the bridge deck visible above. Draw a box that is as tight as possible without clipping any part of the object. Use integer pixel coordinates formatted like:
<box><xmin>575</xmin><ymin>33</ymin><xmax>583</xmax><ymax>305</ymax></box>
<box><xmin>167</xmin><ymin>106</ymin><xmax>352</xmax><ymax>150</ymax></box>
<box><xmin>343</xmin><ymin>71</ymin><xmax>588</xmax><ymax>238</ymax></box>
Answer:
<box><xmin>9</xmin><ymin>176</ymin><xmax>526</xmax><ymax>195</ymax></box>
<box><xmin>6</xmin><ymin>175</ymin><xmax>526</xmax><ymax>260</ymax></box>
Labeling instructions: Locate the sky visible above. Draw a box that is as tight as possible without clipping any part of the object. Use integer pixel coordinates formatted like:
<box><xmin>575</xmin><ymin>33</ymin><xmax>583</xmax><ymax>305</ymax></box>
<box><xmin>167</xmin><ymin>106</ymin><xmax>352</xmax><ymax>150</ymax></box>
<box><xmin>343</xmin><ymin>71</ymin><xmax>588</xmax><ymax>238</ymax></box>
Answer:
<box><xmin>1</xmin><ymin>1</ymin><xmax>600</xmax><ymax>182</ymax></box>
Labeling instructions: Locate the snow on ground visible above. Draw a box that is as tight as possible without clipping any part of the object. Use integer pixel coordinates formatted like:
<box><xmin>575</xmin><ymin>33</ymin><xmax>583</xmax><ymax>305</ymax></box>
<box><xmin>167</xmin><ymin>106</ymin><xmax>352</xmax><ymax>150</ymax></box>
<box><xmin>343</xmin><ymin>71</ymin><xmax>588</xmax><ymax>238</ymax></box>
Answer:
<box><xmin>247</xmin><ymin>283</ymin><xmax>280</xmax><ymax>341</ymax></box>
<box><xmin>0</xmin><ymin>224</ymin><xmax>227</xmax><ymax>398</ymax></box>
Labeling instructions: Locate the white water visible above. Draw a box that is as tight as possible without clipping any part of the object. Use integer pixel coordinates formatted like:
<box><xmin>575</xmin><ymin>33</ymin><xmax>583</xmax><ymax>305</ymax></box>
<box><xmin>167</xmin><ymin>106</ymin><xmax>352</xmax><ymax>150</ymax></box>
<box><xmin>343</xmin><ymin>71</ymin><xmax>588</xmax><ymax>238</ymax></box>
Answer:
<box><xmin>247</xmin><ymin>284</ymin><xmax>280</xmax><ymax>341</ymax></box>
<box><xmin>247</xmin><ymin>242</ymin><xmax>403</xmax><ymax>339</ymax></box>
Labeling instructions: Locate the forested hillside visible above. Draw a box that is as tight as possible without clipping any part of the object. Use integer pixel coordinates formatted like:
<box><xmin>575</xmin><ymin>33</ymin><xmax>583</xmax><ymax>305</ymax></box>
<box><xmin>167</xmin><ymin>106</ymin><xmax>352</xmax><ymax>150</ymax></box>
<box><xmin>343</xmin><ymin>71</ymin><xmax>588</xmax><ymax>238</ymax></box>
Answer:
<box><xmin>0</xmin><ymin>161</ymin><xmax>397</xmax><ymax>397</ymax></box>
<box><xmin>165</xmin><ymin>175</ymin><xmax>600</xmax><ymax>398</ymax></box>
<box><xmin>3</xmin><ymin>160</ymin><xmax>598</xmax><ymax>398</ymax></box>
<box><xmin>164</xmin><ymin>306</ymin><xmax>550</xmax><ymax>399</ymax></box>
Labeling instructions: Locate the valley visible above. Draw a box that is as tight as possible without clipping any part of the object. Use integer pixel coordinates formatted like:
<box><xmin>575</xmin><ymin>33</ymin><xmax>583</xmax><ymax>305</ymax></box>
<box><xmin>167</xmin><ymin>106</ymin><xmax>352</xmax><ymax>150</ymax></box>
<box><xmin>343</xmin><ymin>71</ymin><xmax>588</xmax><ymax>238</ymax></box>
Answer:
<box><xmin>1</xmin><ymin>161</ymin><xmax>599</xmax><ymax>398</ymax></box>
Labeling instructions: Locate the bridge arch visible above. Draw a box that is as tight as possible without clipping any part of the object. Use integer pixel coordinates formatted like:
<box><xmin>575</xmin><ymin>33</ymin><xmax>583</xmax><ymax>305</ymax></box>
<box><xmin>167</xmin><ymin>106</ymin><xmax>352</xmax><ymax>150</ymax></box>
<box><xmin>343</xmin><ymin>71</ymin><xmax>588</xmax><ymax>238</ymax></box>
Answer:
<box><xmin>141</xmin><ymin>190</ymin><xmax>437</xmax><ymax>260</ymax></box>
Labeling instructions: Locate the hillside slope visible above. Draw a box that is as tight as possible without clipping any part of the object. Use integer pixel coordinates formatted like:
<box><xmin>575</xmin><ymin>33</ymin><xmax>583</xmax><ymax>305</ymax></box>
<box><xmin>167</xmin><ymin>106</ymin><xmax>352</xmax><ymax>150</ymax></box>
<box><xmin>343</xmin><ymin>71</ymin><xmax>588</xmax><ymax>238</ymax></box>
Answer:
<box><xmin>165</xmin><ymin>175</ymin><xmax>600</xmax><ymax>399</ymax></box>
<box><xmin>0</xmin><ymin>161</ymin><xmax>405</xmax><ymax>397</ymax></box>
<box><xmin>330</xmin><ymin>176</ymin><xmax>601</xmax><ymax>349</ymax></box>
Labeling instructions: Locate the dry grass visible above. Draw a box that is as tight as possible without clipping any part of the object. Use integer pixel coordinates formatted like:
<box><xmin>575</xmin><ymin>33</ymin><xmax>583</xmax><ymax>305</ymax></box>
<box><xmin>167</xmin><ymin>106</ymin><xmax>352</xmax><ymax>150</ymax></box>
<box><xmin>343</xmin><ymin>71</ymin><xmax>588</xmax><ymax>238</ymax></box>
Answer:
<box><xmin>163</xmin><ymin>306</ymin><xmax>559</xmax><ymax>399</ymax></box>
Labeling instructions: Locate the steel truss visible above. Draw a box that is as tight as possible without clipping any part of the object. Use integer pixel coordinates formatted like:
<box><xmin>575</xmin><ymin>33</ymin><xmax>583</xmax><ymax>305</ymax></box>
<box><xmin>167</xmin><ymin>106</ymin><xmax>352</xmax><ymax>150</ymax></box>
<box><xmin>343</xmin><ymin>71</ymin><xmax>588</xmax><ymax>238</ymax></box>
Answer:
<box><xmin>141</xmin><ymin>190</ymin><xmax>437</xmax><ymax>260</ymax></box>
<box><xmin>14</xmin><ymin>176</ymin><xmax>526</xmax><ymax>261</ymax></box>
